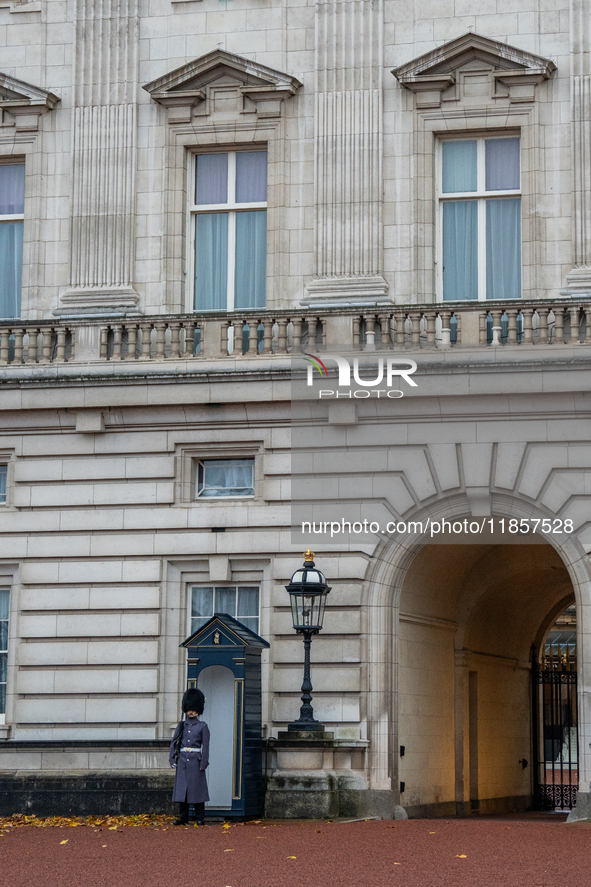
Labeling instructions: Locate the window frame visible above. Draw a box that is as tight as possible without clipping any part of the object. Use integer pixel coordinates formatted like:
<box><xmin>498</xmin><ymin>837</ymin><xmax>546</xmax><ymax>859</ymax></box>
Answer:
<box><xmin>0</xmin><ymin>588</ymin><xmax>9</xmax><ymax>724</ymax></box>
<box><xmin>0</xmin><ymin>160</ymin><xmax>25</xmax><ymax>319</ymax></box>
<box><xmin>188</xmin><ymin>147</ymin><xmax>268</xmax><ymax>313</ymax></box>
<box><xmin>436</xmin><ymin>133</ymin><xmax>522</xmax><ymax>302</ymax></box>
<box><xmin>0</xmin><ymin>464</ymin><xmax>7</xmax><ymax>506</ymax></box>
<box><xmin>194</xmin><ymin>457</ymin><xmax>255</xmax><ymax>500</ymax></box>
<box><xmin>188</xmin><ymin>584</ymin><xmax>260</xmax><ymax>637</ymax></box>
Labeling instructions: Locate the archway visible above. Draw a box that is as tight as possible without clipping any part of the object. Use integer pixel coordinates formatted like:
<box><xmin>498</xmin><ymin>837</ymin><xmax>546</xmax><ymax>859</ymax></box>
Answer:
<box><xmin>395</xmin><ymin>542</ymin><xmax>575</xmax><ymax>816</ymax></box>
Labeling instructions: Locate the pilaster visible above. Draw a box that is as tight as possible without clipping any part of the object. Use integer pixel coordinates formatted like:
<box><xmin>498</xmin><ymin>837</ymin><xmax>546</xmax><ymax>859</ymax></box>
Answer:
<box><xmin>60</xmin><ymin>0</ymin><xmax>140</xmax><ymax>313</ymax></box>
<box><xmin>305</xmin><ymin>0</ymin><xmax>388</xmax><ymax>307</ymax></box>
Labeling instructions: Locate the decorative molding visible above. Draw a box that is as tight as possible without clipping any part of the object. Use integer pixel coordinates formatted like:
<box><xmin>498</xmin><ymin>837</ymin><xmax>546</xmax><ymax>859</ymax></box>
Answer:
<box><xmin>393</xmin><ymin>32</ymin><xmax>555</xmax><ymax>109</ymax></box>
<box><xmin>308</xmin><ymin>0</ymin><xmax>386</xmax><ymax>306</ymax></box>
<box><xmin>0</xmin><ymin>1</ymin><xmax>41</xmax><ymax>13</ymax></box>
<box><xmin>0</xmin><ymin>72</ymin><xmax>59</xmax><ymax>131</ymax></box>
<box><xmin>143</xmin><ymin>50</ymin><xmax>302</xmax><ymax>123</ymax></box>
<box><xmin>63</xmin><ymin>0</ymin><xmax>140</xmax><ymax>312</ymax></box>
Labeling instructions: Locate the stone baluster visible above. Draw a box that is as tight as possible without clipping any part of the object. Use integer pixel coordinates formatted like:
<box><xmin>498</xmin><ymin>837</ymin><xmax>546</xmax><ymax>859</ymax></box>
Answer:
<box><xmin>100</xmin><ymin>327</ymin><xmax>109</xmax><ymax>360</ymax></box>
<box><xmin>569</xmin><ymin>305</ymin><xmax>580</xmax><ymax>343</ymax></box>
<box><xmin>0</xmin><ymin>328</ymin><xmax>10</xmax><ymax>365</ymax></box>
<box><xmin>395</xmin><ymin>312</ymin><xmax>406</xmax><ymax>348</ymax></box>
<box><xmin>292</xmin><ymin>318</ymin><xmax>303</xmax><ymax>351</ymax></box>
<box><xmin>154</xmin><ymin>322</ymin><xmax>166</xmax><ymax>359</ymax></box>
<box><xmin>24</xmin><ymin>328</ymin><xmax>36</xmax><ymax>364</ymax></box>
<box><xmin>307</xmin><ymin>316</ymin><xmax>317</xmax><ymax>348</ymax></box>
<box><xmin>56</xmin><ymin>326</ymin><xmax>67</xmax><ymax>362</ymax></box>
<box><xmin>521</xmin><ymin>308</ymin><xmax>534</xmax><ymax>344</ymax></box>
<box><xmin>140</xmin><ymin>322</ymin><xmax>152</xmax><ymax>360</ymax></box>
<box><xmin>277</xmin><ymin>318</ymin><xmax>288</xmax><ymax>353</ymax></box>
<box><xmin>184</xmin><ymin>320</ymin><xmax>196</xmax><ymax>357</ymax></box>
<box><xmin>553</xmin><ymin>307</ymin><xmax>564</xmax><ymax>344</ymax></box>
<box><xmin>506</xmin><ymin>308</ymin><xmax>518</xmax><ymax>345</ymax></box>
<box><xmin>426</xmin><ymin>310</ymin><xmax>436</xmax><ymax>348</ymax></box>
<box><xmin>439</xmin><ymin>311</ymin><xmax>450</xmax><ymax>348</ymax></box>
<box><xmin>538</xmin><ymin>308</ymin><xmax>550</xmax><ymax>345</ymax></box>
<box><xmin>125</xmin><ymin>323</ymin><xmax>138</xmax><ymax>360</ymax></box>
<box><xmin>364</xmin><ymin>314</ymin><xmax>376</xmax><ymax>347</ymax></box>
<box><xmin>378</xmin><ymin>312</ymin><xmax>390</xmax><ymax>348</ymax></box>
<box><xmin>478</xmin><ymin>312</ymin><xmax>488</xmax><ymax>345</ymax></box>
<box><xmin>111</xmin><ymin>324</ymin><xmax>123</xmax><ymax>360</ymax></box>
<box><xmin>38</xmin><ymin>326</ymin><xmax>53</xmax><ymax>364</ymax></box>
<box><xmin>491</xmin><ymin>310</ymin><xmax>503</xmax><ymax>346</ymax></box>
<box><xmin>169</xmin><ymin>322</ymin><xmax>181</xmax><ymax>359</ymax></box>
<box><xmin>410</xmin><ymin>312</ymin><xmax>421</xmax><ymax>348</ymax></box>
<box><xmin>248</xmin><ymin>320</ymin><xmax>259</xmax><ymax>355</ymax></box>
<box><xmin>262</xmin><ymin>318</ymin><xmax>273</xmax><ymax>353</ymax></box>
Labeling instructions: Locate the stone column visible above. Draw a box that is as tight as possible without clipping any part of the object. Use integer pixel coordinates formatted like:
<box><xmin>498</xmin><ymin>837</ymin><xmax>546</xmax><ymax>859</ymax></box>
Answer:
<box><xmin>305</xmin><ymin>0</ymin><xmax>388</xmax><ymax>306</ymax></box>
<box><xmin>60</xmin><ymin>0</ymin><xmax>140</xmax><ymax>312</ymax></box>
<box><xmin>565</xmin><ymin>0</ymin><xmax>591</xmax><ymax>291</ymax></box>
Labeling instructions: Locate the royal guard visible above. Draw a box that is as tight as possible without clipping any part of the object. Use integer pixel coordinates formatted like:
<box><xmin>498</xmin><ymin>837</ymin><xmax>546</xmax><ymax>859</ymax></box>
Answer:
<box><xmin>169</xmin><ymin>687</ymin><xmax>210</xmax><ymax>825</ymax></box>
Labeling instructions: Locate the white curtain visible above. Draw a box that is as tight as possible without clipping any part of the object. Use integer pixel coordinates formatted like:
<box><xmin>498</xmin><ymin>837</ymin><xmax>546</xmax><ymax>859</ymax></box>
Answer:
<box><xmin>195</xmin><ymin>154</ymin><xmax>228</xmax><ymax>205</ymax></box>
<box><xmin>442</xmin><ymin>200</ymin><xmax>478</xmax><ymax>301</ymax></box>
<box><xmin>442</xmin><ymin>140</ymin><xmax>477</xmax><ymax>193</ymax></box>
<box><xmin>0</xmin><ymin>466</ymin><xmax>5</xmax><ymax>504</ymax></box>
<box><xmin>0</xmin><ymin>222</ymin><xmax>23</xmax><ymax>317</ymax></box>
<box><xmin>191</xmin><ymin>586</ymin><xmax>214</xmax><ymax>633</ymax></box>
<box><xmin>485</xmin><ymin>138</ymin><xmax>520</xmax><ymax>191</ymax></box>
<box><xmin>201</xmin><ymin>459</ymin><xmax>254</xmax><ymax>496</ymax></box>
<box><xmin>194</xmin><ymin>213</ymin><xmax>228</xmax><ymax>310</ymax></box>
<box><xmin>486</xmin><ymin>198</ymin><xmax>521</xmax><ymax>299</ymax></box>
<box><xmin>0</xmin><ymin>164</ymin><xmax>25</xmax><ymax>214</ymax></box>
<box><xmin>236</xmin><ymin>152</ymin><xmax>267</xmax><ymax>203</ymax></box>
<box><xmin>235</xmin><ymin>211</ymin><xmax>267</xmax><ymax>309</ymax></box>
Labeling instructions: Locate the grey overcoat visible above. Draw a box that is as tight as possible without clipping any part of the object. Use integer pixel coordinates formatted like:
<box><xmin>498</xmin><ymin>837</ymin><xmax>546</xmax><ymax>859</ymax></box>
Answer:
<box><xmin>169</xmin><ymin>716</ymin><xmax>210</xmax><ymax>803</ymax></box>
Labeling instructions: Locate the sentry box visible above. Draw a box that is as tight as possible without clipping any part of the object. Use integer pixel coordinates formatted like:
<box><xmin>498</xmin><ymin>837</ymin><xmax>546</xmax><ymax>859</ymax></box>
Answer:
<box><xmin>180</xmin><ymin>613</ymin><xmax>270</xmax><ymax>821</ymax></box>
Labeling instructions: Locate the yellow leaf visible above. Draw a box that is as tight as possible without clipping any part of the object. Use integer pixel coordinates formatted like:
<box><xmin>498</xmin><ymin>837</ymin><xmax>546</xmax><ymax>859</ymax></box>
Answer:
<box><xmin>60</xmin><ymin>840</ymin><xmax>68</xmax><ymax>845</ymax></box>
<box><xmin>287</xmin><ymin>856</ymin><xmax>297</xmax><ymax>859</ymax></box>
<box><xmin>394</xmin><ymin>863</ymin><xmax>402</xmax><ymax>865</ymax></box>
<box><xmin>102</xmin><ymin>845</ymin><xmax>107</xmax><ymax>848</ymax></box>
<box><xmin>108</xmin><ymin>826</ymin><xmax>117</xmax><ymax>831</ymax></box>
<box><xmin>456</xmin><ymin>854</ymin><xmax>467</xmax><ymax>858</ymax></box>
<box><xmin>224</xmin><ymin>849</ymin><xmax>234</xmax><ymax>852</ymax></box>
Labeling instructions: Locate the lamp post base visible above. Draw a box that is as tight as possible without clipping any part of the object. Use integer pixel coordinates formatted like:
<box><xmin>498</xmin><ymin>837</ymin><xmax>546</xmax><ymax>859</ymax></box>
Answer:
<box><xmin>286</xmin><ymin>719</ymin><xmax>326</xmax><ymax>733</ymax></box>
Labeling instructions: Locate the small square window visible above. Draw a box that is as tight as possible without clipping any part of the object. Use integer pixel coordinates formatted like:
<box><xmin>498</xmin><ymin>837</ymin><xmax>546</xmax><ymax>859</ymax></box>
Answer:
<box><xmin>196</xmin><ymin>458</ymin><xmax>254</xmax><ymax>499</ymax></box>
<box><xmin>0</xmin><ymin>465</ymin><xmax>6</xmax><ymax>505</ymax></box>
<box><xmin>190</xmin><ymin>585</ymin><xmax>260</xmax><ymax>636</ymax></box>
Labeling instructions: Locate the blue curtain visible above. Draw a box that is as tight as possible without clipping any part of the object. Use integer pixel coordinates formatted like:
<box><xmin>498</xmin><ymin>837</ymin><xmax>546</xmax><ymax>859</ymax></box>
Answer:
<box><xmin>485</xmin><ymin>138</ymin><xmax>520</xmax><ymax>191</ymax></box>
<box><xmin>195</xmin><ymin>154</ymin><xmax>228</xmax><ymax>205</ymax></box>
<box><xmin>486</xmin><ymin>198</ymin><xmax>521</xmax><ymax>299</ymax></box>
<box><xmin>236</xmin><ymin>152</ymin><xmax>267</xmax><ymax>203</ymax></box>
<box><xmin>235</xmin><ymin>211</ymin><xmax>267</xmax><ymax>309</ymax></box>
<box><xmin>0</xmin><ymin>165</ymin><xmax>24</xmax><ymax>214</ymax></box>
<box><xmin>442</xmin><ymin>201</ymin><xmax>478</xmax><ymax>301</ymax></box>
<box><xmin>0</xmin><ymin>222</ymin><xmax>23</xmax><ymax>317</ymax></box>
<box><xmin>194</xmin><ymin>213</ymin><xmax>228</xmax><ymax>310</ymax></box>
<box><xmin>442</xmin><ymin>141</ymin><xmax>477</xmax><ymax>193</ymax></box>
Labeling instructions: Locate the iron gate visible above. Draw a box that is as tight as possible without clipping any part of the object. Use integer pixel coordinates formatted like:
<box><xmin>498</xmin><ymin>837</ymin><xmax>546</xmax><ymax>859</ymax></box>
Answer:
<box><xmin>532</xmin><ymin>644</ymin><xmax>578</xmax><ymax>811</ymax></box>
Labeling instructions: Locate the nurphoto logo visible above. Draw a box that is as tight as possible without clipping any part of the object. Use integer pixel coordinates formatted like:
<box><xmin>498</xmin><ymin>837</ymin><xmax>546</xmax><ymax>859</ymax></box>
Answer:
<box><xmin>302</xmin><ymin>352</ymin><xmax>418</xmax><ymax>398</ymax></box>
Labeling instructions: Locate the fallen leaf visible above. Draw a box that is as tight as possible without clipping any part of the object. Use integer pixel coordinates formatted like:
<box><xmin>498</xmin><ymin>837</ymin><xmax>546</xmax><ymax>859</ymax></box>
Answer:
<box><xmin>456</xmin><ymin>854</ymin><xmax>467</xmax><ymax>858</ymax></box>
<box><xmin>394</xmin><ymin>863</ymin><xmax>402</xmax><ymax>865</ymax></box>
<box><xmin>102</xmin><ymin>845</ymin><xmax>107</xmax><ymax>848</ymax></box>
<box><xmin>108</xmin><ymin>826</ymin><xmax>117</xmax><ymax>831</ymax></box>
<box><xmin>224</xmin><ymin>849</ymin><xmax>234</xmax><ymax>852</ymax></box>
<box><xmin>429</xmin><ymin>831</ymin><xmax>436</xmax><ymax>834</ymax></box>
<box><xmin>287</xmin><ymin>856</ymin><xmax>297</xmax><ymax>859</ymax></box>
<box><xmin>60</xmin><ymin>840</ymin><xmax>68</xmax><ymax>845</ymax></box>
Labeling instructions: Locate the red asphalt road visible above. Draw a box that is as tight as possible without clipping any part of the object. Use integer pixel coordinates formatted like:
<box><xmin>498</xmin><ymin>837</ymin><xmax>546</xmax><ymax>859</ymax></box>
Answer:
<box><xmin>1</xmin><ymin>815</ymin><xmax>590</xmax><ymax>887</ymax></box>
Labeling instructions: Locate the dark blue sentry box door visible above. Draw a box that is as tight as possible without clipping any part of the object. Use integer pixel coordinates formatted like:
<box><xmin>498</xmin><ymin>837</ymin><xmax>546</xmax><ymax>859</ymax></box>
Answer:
<box><xmin>180</xmin><ymin>613</ymin><xmax>270</xmax><ymax>821</ymax></box>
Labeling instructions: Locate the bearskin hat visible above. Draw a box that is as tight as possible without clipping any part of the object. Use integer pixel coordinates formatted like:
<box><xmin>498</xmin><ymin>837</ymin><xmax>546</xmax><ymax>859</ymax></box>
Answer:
<box><xmin>182</xmin><ymin>687</ymin><xmax>205</xmax><ymax>714</ymax></box>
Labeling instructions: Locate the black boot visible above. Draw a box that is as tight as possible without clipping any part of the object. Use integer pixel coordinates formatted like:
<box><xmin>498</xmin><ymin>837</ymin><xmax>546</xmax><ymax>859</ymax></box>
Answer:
<box><xmin>195</xmin><ymin>802</ymin><xmax>205</xmax><ymax>826</ymax></box>
<box><xmin>173</xmin><ymin>801</ymin><xmax>189</xmax><ymax>825</ymax></box>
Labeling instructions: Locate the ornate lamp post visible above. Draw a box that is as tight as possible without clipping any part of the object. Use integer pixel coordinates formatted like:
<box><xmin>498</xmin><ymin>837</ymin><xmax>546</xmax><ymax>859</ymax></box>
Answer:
<box><xmin>285</xmin><ymin>549</ymin><xmax>331</xmax><ymax>732</ymax></box>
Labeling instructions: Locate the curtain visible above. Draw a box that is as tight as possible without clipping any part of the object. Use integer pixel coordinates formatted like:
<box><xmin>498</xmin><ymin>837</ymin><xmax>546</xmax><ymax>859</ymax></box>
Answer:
<box><xmin>0</xmin><ymin>465</ymin><xmax>5</xmax><ymax>504</ymax></box>
<box><xmin>236</xmin><ymin>152</ymin><xmax>267</xmax><ymax>203</ymax></box>
<box><xmin>237</xmin><ymin>587</ymin><xmax>259</xmax><ymax>618</ymax></box>
<box><xmin>195</xmin><ymin>154</ymin><xmax>228</xmax><ymax>205</ymax></box>
<box><xmin>442</xmin><ymin>140</ymin><xmax>477</xmax><ymax>193</ymax></box>
<box><xmin>0</xmin><ymin>164</ymin><xmax>24</xmax><ymax>214</ymax></box>
<box><xmin>485</xmin><ymin>138</ymin><xmax>520</xmax><ymax>191</ymax></box>
<box><xmin>194</xmin><ymin>213</ymin><xmax>228</xmax><ymax>310</ymax></box>
<box><xmin>0</xmin><ymin>222</ymin><xmax>23</xmax><ymax>318</ymax></box>
<box><xmin>442</xmin><ymin>200</ymin><xmax>478</xmax><ymax>301</ymax></box>
<box><xmin>215</xmin><ymin>587</ymin><xmax>236</xmax><ymax>616</ymax></box>
<box><xmin>235</xmin><ymin>211</ymin><xmax>267</xmax><ymax>309</ymax></box>
<box><xmin>191</xmin><ymin>586</ymin><xmax>213</xmax><ymax>634</ymax></box>
<box><xmin>200</xmin><ymin>459</ymin><xmax>254</xmax><ymax>496</ymax></box>
<box><xmin>486</xmin><ymin>198</ymin><xmax>521</xmax><ymax>299</ymax></box>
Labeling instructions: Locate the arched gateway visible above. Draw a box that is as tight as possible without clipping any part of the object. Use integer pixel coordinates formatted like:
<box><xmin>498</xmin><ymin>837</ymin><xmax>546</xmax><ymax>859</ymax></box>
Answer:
<box><xmin>364</xmin><ymin>511</ymin><xmax>591</xmax><ymax>819</ymax></box>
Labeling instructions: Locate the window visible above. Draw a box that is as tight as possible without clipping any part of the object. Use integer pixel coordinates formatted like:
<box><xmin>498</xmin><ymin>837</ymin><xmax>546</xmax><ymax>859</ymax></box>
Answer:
<box><xmin>190</xmin><ymin>586</ymin><xmax>259</xmax><ymax>635</ymax></box>
<box><xmin>0</xmin><ymin>465</ymin><xmax>6</xmax><ymax>505</ymax></box>
<box><xmin>0</xmin><ymin>589</ymin><xmax>8</xmax><ymax>717</ymax></box>
<box><xmin>191</xmin><ymin>151</ymin><xmax>267</xmax><ymax>311</ymax></box>
<box><xmin>195</xmin><ymin>458</ymin><xmax>254</xmax><ymax>499</ymax></box>
<box><xmin>0</xmin><ymin>164</ymin><xmax>24</xmax><ymax>318</ymax></box>
<box><xmin>438</xmin><ymin>136</ymin><xmax>521</xmax><ymax>301</ymax></box>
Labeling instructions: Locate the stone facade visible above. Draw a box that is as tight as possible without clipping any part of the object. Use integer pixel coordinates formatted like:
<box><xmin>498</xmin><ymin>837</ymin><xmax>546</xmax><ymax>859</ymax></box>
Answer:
<box><xmin>0</xmin><ymin>0</ymin><xmax>591</xmax><ymax>821</ymax></box>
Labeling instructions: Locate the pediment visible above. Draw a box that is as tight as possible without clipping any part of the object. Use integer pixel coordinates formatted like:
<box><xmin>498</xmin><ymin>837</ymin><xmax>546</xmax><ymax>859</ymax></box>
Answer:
<box><xmin>393</xmin><ymin>32</ymin><xmax>555</xmax><ymax>108</ymax></box>
<box><xmin>0</xmin><ymin>72</ymin><xmax>59</xmax><ymax>131</ymax></box>
<box><xmin>143</xmin><ymin>50</ymin><xmax>302</xmax><ymax>122</ymax></box>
